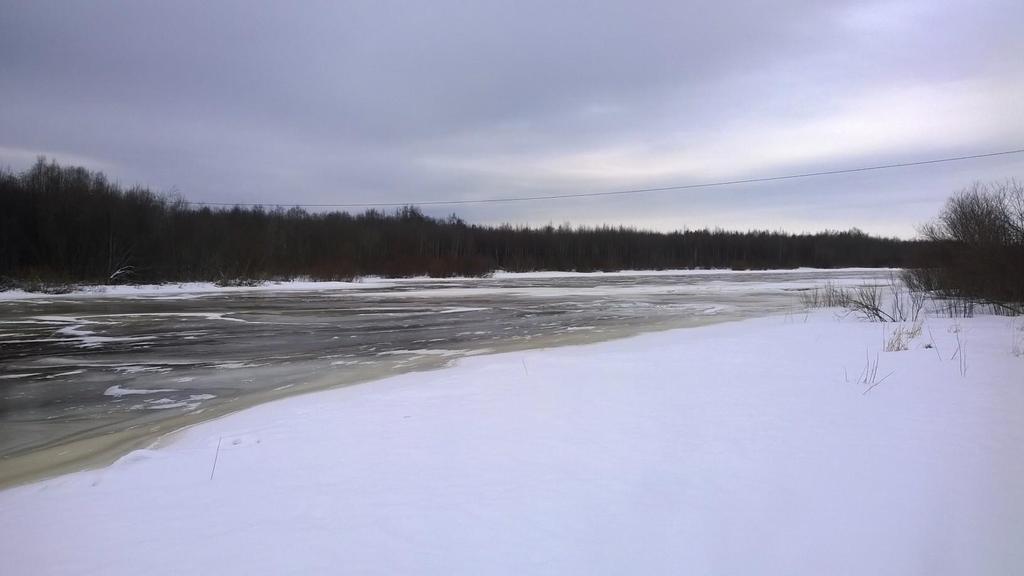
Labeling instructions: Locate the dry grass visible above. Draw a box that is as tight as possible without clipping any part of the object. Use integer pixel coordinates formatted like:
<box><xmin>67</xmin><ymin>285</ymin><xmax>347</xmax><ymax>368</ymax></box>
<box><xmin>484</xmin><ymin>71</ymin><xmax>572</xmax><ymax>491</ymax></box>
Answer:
<box><xmin>1012</xmin><ymin>320</ymin><xmax>1023</xmax><ymax>358</ymax></box>
<box><xmin>849</xmin><ymin>349</ymin><xmax>895</xmax><ymax>395</ymax></box>
<box><xmin>798</xmin><ymin>281</ymin><xmax>851</xmax><ymax>308</ymax></box>
<box><xmin>884</xmin><ymin>322</ymin><xmax>922</xmax><ymax>352</ymax></box>
<box><xmin>802</xmin><ymin>276</ymin><xmax>927</xmax><ymax>324</ymax></box>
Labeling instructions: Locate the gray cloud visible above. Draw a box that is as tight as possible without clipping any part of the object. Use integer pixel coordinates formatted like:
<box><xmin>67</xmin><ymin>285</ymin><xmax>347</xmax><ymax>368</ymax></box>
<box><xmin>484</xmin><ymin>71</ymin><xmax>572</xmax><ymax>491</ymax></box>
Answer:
<box><xmin>2</xmin><ymin>0</ymin><xmax>1022</xmax><ymax>237</ymax></box>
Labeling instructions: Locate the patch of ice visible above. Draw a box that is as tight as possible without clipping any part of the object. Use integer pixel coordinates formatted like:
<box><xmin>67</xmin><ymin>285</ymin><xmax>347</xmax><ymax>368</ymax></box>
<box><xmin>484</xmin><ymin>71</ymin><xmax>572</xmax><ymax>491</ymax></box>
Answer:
<box><xmin>46</xmin><ymin>370</ymin><xmax>86</xmax><ymax>379</ymax></box>
<box><xmin>27</xmin><ymin>317</ymin><xmax>158</xmax><ymax>349</ymax></box>
<box><xmin>376</xmin><ymin>348</ymin><xmax>491</xmax><ymax>358</ymax></box>
<box><xmin>130</xmin><ymin>394</ymin><xmax>213</xmax><ymax>411</ymax></box>
<box><xmin>89</xmin><ymin>312</ymin><xmax>250</xmax><ymax>323</ymax></box>
<box><xmin>211</xmin><ymin>362</ymin><xmax>267</xmax><ymax>369</ymax></box>
<box><xmin>113</xmin><ymin>365</ymin><xmax>173</xmax><ymax>375</ymax></box>
<box><xmin>104</xmin><ymin>385</ymin><xmax>177</xmax><ymax>397</ymax></box>
<box><xmin>135</xmin><ymin>401</ymin><xmax>191</xmax><ymax>410</ymax></box>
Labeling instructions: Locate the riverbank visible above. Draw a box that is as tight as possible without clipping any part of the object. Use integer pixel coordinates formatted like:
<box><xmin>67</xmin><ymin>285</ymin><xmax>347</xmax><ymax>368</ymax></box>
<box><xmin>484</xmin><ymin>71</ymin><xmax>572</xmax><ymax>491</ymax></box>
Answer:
<box><xmin>0</xmin><ymin>269</ymin><xmax>887</xmax><ymax>487</ymax></box>
<box><xmin>0</xmin><ymin>313</ymin><xmax>727</xmax><ymax>488</ymax></box>
<box><xmin>2</xmin><ymin>308</ymin><xmax>1021</xmax><ymax>575</ymax></box>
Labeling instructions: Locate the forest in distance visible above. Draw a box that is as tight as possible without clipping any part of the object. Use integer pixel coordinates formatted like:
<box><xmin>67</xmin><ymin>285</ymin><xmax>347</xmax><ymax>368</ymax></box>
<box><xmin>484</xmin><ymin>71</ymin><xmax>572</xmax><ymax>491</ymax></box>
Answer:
<box><xmin>2</xmin><ymin>159</ymin><xmax>922</xmax><ymax>286</ymax></box>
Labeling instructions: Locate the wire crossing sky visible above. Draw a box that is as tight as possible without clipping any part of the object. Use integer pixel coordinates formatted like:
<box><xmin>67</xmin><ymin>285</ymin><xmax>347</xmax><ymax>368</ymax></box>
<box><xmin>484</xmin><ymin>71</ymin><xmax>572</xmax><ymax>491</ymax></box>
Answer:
<box><xmin>2</xmin><ymin>1</ymin><xmax>1023</xmax><ymax>237</ymax></box>
<box><xmin>183</xmin><ymin>148</ymin><xmax>1024</xmax><ymax>208</ymax></box>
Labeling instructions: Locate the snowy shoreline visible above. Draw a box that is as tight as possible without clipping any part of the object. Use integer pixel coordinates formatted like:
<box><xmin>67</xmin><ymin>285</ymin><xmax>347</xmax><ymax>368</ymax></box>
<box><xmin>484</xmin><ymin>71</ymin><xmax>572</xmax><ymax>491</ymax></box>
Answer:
<box><xmin>0</xmin><ymin>267</ymin><xmax>896</xmax><ymax>301</ymax></box>
<box><xmin>2</xmin><ymin>308</ymin><xmax>1021</xmax><ymax>575</ymax></box>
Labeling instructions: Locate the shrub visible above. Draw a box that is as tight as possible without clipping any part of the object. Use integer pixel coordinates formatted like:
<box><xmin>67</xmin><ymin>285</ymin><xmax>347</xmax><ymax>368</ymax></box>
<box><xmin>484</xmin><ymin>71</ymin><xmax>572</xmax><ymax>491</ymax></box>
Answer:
<box><xmin>906</xmin><ymin>180</ymin><xmax>1024</xmax><ymax>312</ymax></box>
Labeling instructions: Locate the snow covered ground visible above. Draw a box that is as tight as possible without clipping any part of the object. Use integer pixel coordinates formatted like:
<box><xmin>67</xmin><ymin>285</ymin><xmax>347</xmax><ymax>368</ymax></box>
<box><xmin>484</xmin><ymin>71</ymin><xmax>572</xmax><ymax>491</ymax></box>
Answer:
<box><xmin>2</xmin><ymin>308</ymin><xmax>1022</xmax><ymax>575</ymax></box>
<box><xmin>0</xmin><ymin>279</ymin><xmax>393</xmax><ymax>301</ymax></box>
<box><xmin>0</xmin><ymin>267</ymin><xmax>893</xmax><ymax>301</ymax></box>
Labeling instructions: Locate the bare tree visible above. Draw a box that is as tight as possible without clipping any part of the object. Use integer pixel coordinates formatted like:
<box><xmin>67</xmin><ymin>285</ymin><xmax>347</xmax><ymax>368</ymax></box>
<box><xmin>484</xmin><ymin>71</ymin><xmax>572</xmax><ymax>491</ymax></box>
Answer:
<box><xmin>908</xmin><ymin>180</ymin><xmax>1024</xmax><ymax>310</ymax></box>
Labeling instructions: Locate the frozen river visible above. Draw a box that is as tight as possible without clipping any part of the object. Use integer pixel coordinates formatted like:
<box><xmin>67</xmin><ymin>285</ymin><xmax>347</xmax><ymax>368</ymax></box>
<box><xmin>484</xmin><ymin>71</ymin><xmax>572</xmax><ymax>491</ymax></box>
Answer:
<box><xmin>0</xmin><ymin>269</ymin><xmax>889</xmax><ymax>484</ymax></box>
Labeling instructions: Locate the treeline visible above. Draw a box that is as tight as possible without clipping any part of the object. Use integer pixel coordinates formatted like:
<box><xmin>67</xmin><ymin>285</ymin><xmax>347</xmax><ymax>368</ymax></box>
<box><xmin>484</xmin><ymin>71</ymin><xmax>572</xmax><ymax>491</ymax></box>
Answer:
<box><xmin>1</xmin><ymin>159</ymin><xmax>919</xmax><ymax>285</ymax></box>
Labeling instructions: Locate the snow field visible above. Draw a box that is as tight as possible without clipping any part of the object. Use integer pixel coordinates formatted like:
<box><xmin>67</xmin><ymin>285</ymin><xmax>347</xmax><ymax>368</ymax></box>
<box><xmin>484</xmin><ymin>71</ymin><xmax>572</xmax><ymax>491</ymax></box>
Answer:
<box><xmin>1</xmin><ymin>310</ymin><xmax>1022</xmax><ymax>575</ymax></box>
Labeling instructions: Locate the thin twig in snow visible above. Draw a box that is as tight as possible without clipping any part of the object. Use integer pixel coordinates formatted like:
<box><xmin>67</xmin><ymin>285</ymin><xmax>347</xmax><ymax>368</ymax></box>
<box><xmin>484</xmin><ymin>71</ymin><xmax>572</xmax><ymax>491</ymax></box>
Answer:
<box><xmin>862</xmin><ymin>371</ymin><xmax>896</xmax><ymax>395</ymax></box>
<box><xmin>209</xmin><ymin>436</ymin><xmax>223</xmax><ymax>481</ymax></box>
<box><xmin>926</xmin><ymin>326</ymin><xmax>942</xmax><ymax>360</ymax></box>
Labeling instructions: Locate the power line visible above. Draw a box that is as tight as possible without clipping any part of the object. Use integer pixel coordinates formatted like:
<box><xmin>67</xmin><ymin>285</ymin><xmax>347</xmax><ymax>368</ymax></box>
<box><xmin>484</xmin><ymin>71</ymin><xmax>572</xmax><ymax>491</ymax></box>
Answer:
<box><xmin>185</xmin><ymin>147</ymin><xmax>1024</xmax><ymax>209</ymax></box>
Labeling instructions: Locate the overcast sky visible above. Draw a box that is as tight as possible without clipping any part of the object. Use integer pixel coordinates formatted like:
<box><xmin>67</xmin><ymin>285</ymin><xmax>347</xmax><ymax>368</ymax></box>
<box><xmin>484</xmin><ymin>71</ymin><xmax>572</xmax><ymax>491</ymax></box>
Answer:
<box><xmin>2</xmin><ymin>0</ymin><xmax>1022</xmax><ymax>237</ymax></box>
